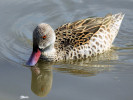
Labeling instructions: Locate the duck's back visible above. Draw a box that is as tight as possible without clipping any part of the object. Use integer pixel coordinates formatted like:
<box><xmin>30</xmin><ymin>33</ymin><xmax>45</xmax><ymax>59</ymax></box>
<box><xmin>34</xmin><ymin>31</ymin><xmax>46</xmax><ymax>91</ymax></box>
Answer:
<box><xmin>54</xmin><ymin>13</ymin><xmax>124</xmax><ymax>60</ymax></box>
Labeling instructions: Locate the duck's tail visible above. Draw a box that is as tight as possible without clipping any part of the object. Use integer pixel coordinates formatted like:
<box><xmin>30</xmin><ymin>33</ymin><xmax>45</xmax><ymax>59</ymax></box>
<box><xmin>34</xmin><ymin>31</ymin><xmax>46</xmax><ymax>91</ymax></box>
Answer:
<box><xmin>110</xmin><ymin>13</ymin><xmax>125</xmax><ymax>43</ymax></box>
<box><xmin>112</xmin><ymin>12</ymin><xmax>125</xmax><ymax>22</ymax></box>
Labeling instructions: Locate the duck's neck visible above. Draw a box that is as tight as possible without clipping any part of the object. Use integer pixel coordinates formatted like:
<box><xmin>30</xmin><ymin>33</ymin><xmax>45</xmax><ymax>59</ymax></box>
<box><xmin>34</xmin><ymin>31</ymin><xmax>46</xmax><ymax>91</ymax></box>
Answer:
<box><xmin>42</xmin><ymin>44</ymin><xmax>56</xmax><ymax>53</ymax></box>
<box><xmin>41</xmin><ymin>44</ymin><xmax>57</xmax><ymax>61</ymax></box>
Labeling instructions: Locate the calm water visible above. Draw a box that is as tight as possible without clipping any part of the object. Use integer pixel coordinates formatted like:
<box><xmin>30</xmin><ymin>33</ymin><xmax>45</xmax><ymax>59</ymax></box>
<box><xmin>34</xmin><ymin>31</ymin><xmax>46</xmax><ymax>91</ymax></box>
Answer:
<box><xmin>0</xmin><ymin>0</ymin><xmax>133</xmax><ymax>100</ymax></box>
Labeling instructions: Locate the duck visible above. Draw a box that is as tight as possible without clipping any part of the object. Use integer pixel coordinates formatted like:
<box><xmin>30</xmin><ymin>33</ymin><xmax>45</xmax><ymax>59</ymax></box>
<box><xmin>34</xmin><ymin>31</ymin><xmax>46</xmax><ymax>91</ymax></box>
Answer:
<box><xmin>27</xmin><ymin>13</ymin><xmax>124</xmax><ymax>66</ymax></box>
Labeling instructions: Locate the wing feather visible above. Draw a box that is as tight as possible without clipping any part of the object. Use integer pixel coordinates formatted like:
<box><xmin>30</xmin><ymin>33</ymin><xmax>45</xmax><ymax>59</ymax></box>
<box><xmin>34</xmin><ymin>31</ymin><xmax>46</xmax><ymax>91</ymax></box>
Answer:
<box><xmin>54</xmin><ymin>14</ymin><xmax>112</xmax><ymax>49</ymax></box>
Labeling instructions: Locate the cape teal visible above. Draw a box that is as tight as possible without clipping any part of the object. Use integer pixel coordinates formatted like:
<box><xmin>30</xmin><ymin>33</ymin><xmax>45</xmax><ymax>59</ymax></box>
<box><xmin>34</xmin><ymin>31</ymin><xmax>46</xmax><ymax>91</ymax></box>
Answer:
<box><xmin>27</xmin><ymin>13</ymin><xmax>124</xmax><ymax>66</ymax></box>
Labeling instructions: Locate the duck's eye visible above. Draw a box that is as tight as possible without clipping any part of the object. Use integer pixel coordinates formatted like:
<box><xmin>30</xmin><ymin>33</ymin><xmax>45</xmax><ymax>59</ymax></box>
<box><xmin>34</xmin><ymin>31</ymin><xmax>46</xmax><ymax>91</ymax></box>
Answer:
<box><xmin>42</xmin><ymin>35</ymin><xmax>46</xmax><ymax>39</ymax></box>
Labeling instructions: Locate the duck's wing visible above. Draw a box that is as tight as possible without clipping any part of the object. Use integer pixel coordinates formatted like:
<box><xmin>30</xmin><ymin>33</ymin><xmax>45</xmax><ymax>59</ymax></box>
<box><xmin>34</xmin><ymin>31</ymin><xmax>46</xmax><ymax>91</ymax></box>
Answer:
<box><xmin>54</xmin><ymin>14</ymin><xmax>112</xmax><ymax>49</ymax></box>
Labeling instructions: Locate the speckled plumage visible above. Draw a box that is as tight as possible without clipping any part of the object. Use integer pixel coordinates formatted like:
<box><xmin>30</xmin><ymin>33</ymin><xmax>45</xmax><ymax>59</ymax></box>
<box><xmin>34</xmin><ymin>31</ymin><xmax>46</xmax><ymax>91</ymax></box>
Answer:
<box><xmin>35</xmin><ymin>13</ymin><xmax>124</xmax><ymax>62</ymax></box>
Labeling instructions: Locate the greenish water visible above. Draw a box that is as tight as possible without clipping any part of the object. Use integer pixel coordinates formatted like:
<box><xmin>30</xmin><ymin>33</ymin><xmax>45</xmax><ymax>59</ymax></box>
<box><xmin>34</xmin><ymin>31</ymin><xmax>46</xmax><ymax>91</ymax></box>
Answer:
<box><xmin>0</xmin><ymin>0</ymin><xmax>133</xmax><ymax>100</ymax></box>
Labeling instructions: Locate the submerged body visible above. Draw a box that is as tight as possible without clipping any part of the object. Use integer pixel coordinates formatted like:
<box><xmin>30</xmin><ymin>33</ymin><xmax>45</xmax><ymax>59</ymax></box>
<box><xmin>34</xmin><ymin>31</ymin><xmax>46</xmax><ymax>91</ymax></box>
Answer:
<box><xmin>27</xmin><ymin>13</ymin><xmax>124</xmax><ymax>66</ymax></box>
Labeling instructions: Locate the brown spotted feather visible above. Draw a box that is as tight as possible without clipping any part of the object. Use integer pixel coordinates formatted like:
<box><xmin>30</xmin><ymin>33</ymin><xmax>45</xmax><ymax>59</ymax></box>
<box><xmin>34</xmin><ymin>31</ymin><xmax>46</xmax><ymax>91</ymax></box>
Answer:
<box><xmin>54</xmin><ymin>15</ymin><xmax>111</xmax><ymax>50</ymax></box>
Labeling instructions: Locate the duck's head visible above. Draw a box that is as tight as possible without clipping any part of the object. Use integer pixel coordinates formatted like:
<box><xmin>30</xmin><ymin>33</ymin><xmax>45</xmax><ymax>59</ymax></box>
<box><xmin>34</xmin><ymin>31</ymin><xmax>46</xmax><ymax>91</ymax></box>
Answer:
<box><xmin>27</xmin><ymin>23</ymin><xmax>55</xmax><ymax>66</ymax></box>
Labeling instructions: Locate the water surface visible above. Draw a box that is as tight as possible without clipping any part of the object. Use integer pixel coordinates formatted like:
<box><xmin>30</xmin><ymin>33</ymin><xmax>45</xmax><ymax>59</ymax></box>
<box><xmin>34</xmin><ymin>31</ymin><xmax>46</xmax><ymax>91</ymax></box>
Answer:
<box><xmin>0</xmin><ymin>0</ymin><xmax>133</xmax><ymax>100</ymax></box>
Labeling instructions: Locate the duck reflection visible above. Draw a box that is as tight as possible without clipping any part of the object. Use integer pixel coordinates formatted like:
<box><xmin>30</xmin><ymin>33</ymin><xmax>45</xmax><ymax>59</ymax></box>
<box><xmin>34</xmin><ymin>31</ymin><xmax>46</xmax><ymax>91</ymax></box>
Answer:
<box><xmin>30</xmin><ymin>50</ymin><xmax>118</xmax><ymax>97</ymax></box>
<box><xmin>30</xmin><ymin>62</ymin><xmax>53</xmax><ymax>97</ymax></box>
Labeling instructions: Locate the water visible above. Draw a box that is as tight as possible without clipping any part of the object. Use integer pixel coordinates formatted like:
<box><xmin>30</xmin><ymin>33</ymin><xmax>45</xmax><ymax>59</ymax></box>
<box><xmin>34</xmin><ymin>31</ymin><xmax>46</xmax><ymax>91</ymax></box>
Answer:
<box><xmin>0</xmin><ymin>0</ymin><xmax>133</xmax><ymax>100</ymax></box>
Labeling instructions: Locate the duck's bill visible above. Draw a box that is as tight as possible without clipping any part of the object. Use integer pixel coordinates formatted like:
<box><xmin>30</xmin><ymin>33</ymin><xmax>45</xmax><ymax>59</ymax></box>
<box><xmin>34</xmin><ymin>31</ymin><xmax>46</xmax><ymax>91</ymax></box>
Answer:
<box><xmin>26</xmin><ymin>49</ymin><xmax>41</xmax><ymax>66</ymax></box>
